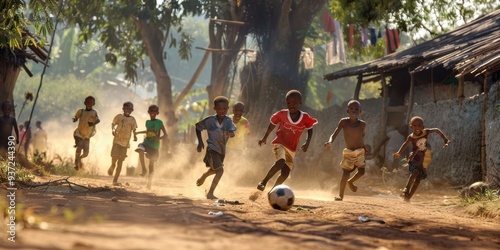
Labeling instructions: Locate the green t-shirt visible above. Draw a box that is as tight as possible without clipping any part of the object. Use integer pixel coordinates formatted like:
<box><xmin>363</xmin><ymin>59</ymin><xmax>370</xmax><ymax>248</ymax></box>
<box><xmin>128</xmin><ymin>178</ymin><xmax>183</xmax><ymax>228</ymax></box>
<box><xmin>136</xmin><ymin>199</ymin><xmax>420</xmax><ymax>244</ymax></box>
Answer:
<box><xmin>143</xmin><ymin>119</ymin><xmax>163</xmax><ymax>150</ymax></box>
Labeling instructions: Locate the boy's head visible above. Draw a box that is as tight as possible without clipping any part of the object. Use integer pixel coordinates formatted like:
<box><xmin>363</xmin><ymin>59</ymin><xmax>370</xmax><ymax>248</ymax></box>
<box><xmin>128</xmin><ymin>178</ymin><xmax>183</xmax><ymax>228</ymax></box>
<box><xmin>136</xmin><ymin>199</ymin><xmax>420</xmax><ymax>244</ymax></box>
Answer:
<box><xmin>1</xmin><ymin>101</ymin><xmax>13</xmax><ymax>116</ymax></box>
<box><xmin>123</xmin><ymin>102</ymin><xmax>134</xmax><ymax>116</ymax></box>
<box><xmin>285</xmin><ymin>90</ymin><xmax>302</xmax><ymax>114</ymax></box>
<box><xmin>84</xmin><ymin>96</ymin><xmax>96</xmax><ymax>109</ymax></box>
<box><xmin>213</xmin><ymin>96</ymin><xmax>230</xmax><ymax>119</ymax></box>
<box><xmin>409</xmin><ymin>116</ymin><xmax>424</xmax><ymax>134</ymax></box>
<box><xmin>232</xmin><ymin>101</ymin><xmax>245</xmax><ymax>120</ymax></box>
<box><xmin>346</xmin><ymin>100</ymin><xmax>361</xmax><ymax>119</ymax></box>
<box><xmin>147</xmin><ymin>105</ymin><xmax>159</xmax><ymax>118</ymax></box>
<box><xmin>36</xmin><ymin>121</ymin><xmax>42</xmax><ymax>128</ymax></box>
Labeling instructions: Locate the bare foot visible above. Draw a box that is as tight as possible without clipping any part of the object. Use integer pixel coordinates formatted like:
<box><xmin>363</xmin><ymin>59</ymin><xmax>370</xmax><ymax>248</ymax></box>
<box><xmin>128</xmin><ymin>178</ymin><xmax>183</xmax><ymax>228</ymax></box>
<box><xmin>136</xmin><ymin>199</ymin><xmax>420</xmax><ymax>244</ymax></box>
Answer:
<box><xmin>196</xmin><ymin>177</ymin><xmax>205</xmax><ymax>187</ymax></box>
<box><xmin>206</xmin><ymin>194</ymin><xmax>218</xmax><ymax>199</ymax></box>
<box><xmin>334</xmin><ymin>197</ymin><xmax>343</xmax><ymax>201</ymax></box>
<box><xmin>347</xmin><ymin>181</ymin><xmax>358</xmax><ymax>192</ymax></box>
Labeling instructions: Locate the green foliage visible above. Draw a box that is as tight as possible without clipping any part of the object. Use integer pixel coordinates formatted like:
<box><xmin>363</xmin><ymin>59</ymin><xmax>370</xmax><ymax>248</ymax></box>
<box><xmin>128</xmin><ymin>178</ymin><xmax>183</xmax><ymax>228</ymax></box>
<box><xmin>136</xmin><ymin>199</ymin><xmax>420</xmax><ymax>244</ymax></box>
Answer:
<box><xmin>461</xmin><ymin>188</ymin><xmax>500</xmax><ymax>205</ymax></box>
<box><xmin>14</xmin><ymin>73</ymin><xmax>102</xmax><ymax>122</ymax></box>
<box><xmin>60</xmin><ymin>0</ymin><xmax>207</xmax><ymax>83</ymax></box>
<box><xmin>0</xmin><ymin>0</ymin><xmax>56</xmax><ymax>52</ymax></box>
<box><xmin>0</xmin><ymin>158</ymin><xmax>35</xmax><ymax>183</ymax></box>
<box><xmin>329</xmin><ymin>0</ymin><xmax>500</xmax><ymax>39</ymax></box>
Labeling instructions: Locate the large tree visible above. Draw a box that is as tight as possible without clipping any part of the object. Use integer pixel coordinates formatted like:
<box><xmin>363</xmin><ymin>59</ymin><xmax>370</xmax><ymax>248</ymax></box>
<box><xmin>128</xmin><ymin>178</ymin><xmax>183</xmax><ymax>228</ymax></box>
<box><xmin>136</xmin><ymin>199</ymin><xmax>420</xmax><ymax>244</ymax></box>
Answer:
<box><xmin>61</xmin><ymin>0</ymin><xmax>209</xmax><ymax>144</ymax></box>
<box><xmin>0</xmin><ymin>0</ymin><xmax>56</xmax><ymax>104</ymax></box>
<box><xmin>241</xmin><ymin>0</ymin><xmax>327</xmax><ymax>128</ymax></box>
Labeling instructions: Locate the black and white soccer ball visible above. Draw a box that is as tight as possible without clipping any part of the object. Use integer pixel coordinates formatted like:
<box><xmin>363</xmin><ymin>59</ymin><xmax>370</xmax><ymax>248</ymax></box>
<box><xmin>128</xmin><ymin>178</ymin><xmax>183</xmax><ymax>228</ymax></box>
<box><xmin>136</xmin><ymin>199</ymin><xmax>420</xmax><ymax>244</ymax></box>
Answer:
<box><xmin>268</xmin><ymin>184</ymin><xmax>295</xmax><ymax>211</ymax></box>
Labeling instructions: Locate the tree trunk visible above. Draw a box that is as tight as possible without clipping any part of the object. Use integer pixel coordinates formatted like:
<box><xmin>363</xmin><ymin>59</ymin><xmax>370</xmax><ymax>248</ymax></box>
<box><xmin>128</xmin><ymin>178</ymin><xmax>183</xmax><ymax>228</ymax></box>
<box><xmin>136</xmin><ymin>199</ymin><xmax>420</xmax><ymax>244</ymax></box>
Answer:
<box><xmin>251</xmin><ymin>0</ymin><xmax>326</xmax><ymax>130</ymax></box>
<box><xmin>134</xmin><ymin>17</ymin><xmax>177</xmax><ymax>156</ymax></box>
<box><xmin>0</xmin><ymin>61</ymin><xmax>21</xmax><ymax>105</ymax></box>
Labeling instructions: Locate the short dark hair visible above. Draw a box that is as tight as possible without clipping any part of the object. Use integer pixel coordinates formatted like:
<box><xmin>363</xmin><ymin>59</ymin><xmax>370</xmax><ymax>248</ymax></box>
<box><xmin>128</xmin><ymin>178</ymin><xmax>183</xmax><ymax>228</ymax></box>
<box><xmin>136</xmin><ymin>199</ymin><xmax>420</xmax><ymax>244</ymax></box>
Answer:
<box><xmin>410</xmin><ymin>116</ymin><xmax>424</xmax><ymax>124</ymax></box>
<box><xmin>347</xmin><ymin>100</ymin><xmax>361</xmax><ymax>108</ymax></box>
<box><xmin>1</xmin><ymin>101</ymin><xmax>12</xmax><ymax>109</ymax></box>
<box><xmin>148</xmin><ymin>104</ymin><xmax>159</xmax><ymax>111</ymax></box>
<box><xmin>232</xmin><ymin>101</ymin><xmax>245</xmax><ymax>110</ymax></box>
<box><xmin>285</xmin><ymin>90</ymin><xmax>302</xmax><ymax>101</ymax></box>
<box><xmin>85</xmin><ymin>95</ymin><xmax>95</xmax><ymax>102</ymax></box>
<box><xmin>213</xmin><ymin>96</ymin><xmax>229</xmax><ymax>106</ymax></box>
<box><xmin>123</xmin><ymin>101</ymin><xmax>134</xmax><ymax>109</ymax></box>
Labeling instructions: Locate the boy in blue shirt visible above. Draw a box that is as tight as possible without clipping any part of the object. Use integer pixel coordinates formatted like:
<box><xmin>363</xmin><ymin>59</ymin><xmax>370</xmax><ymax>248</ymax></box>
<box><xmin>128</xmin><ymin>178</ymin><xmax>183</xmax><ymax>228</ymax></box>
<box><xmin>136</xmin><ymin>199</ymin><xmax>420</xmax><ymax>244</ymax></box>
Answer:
<box><xmin>195</xmin><ymin>96</ymin><xmax>236</xmax><ymax>199</ymax></box>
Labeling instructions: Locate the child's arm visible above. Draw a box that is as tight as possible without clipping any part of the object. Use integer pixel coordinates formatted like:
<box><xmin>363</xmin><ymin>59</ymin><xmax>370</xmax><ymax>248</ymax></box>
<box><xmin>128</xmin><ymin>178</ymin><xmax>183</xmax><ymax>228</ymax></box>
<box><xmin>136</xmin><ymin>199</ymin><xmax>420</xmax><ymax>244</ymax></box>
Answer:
<box><xmin>393</xmin><ymin>137</ymin><xmax>410</xmax><ymax>159</ymax></box>
<box><xmin>300</xmin><ymin>128</ymin><xmax>313</xmax><ymax>152</ymax></box>
<box><xmin>88</xmin><ymin>114</ymin><xmax>100</xmax><ymax>126</ymax></box>
<box><xmin>258</xmin><ymin>123</ymin><xmax>276</xmax><ymax>146</ymax></box>
<box><xmin>159</xmin><ymin>125</ymin><xmax>168</xmax><ymax>141</ymax></box>
<box><xmin>111</xmin><ymin>123</ymin><xmax>116</xmax><ymax>136</ymax></box>
<box><xmin>72</xmin><ymin>109</ymin><xmax>80</xmax><ymax>122</ymax></box>
<box><xmin>133</xmin><ymin>129</ymin><xmax>138</xmax><ymax>141</ymax></box>
<box><xmin>427</xmin><ymin>128</ymin><xmax>451</xmax><ymax>147</ymax></box>
<box><xmin>324</xmin><ymin>119</ymin><xmax>344</xmax><ymax>147</ymax></box>
<box><xmin>196</xmin><ymin>127</ymin><xmax>204</xmax><ymax>152</ymax></box>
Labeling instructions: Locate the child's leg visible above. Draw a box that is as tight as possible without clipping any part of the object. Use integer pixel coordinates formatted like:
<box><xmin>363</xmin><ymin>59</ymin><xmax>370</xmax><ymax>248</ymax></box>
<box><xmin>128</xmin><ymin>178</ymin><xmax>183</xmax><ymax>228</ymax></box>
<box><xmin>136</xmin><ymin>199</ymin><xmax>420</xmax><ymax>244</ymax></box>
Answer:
<box><xmin>80</xmin><ymin>139</ymin><xmax>90</xmax><ymax>159</ymax></box>
<box><xmin>108</xmin><ymin>157</ymin><xmax>118</xmax><ymax>176</ymax></box>
<box><xmin>336</xmin><ymin>169</ymin><xmax>352</xmax><ymax>201</ymax></box>
<box><xmin>146</xmin><ymin>161</ymin><xmax>155</xmax><ymax>189</ymax></box>
<box><xmin>113</xmin><ymin>160</ymin><xmax>123</xmax><ymax>184</ymax></box>
<box><xmin>137</xmin><ymin>152</ymin><xmax>147</xmax><ymax>176</ymax></box>
<box><xmin>407</xmin><ymin>174</ymin><xmax>422</xmax><ymax>200</ymax></box>
<box><xmin>257</xmin><ymin>159</ymin><xmax>286</xmax><ymax>190</ymax></box>
<box><xmin>273</xmin><ymin>165</ymin><xmax>290</xmax><ymax>187</ymax></box>
<box><xmin>197</xmin><ymin>168</ymin><xmax>215</xmax><ymax>186</ymax></box>
<box><xmin>207</xmin><ymin>167</ymin><xmax>224</xmax><ymax>199</ymax></box>
<box><xmin>347</xmin><ymin>167</ymin><xmax>365</xmax><ymax>191</ymax></box>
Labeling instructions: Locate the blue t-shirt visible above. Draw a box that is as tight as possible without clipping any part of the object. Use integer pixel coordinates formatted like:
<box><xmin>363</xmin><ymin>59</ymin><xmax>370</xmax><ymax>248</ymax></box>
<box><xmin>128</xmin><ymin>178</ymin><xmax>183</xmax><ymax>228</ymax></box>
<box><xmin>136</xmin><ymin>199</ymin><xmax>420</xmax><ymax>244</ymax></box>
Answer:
<box><xmin>196</xmin><ymin>115</ymin><xmax>236</xmax><ymax>155</ymax></box>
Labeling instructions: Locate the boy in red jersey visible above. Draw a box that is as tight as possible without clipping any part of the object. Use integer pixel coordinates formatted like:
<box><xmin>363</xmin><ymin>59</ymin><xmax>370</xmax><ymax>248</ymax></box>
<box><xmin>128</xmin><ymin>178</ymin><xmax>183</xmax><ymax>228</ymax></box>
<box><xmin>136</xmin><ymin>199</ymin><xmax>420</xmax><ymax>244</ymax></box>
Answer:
<box><xmin>256</xmin><ymin>90</ymin><xmax>318</xmax><ymax>191</ymax></box>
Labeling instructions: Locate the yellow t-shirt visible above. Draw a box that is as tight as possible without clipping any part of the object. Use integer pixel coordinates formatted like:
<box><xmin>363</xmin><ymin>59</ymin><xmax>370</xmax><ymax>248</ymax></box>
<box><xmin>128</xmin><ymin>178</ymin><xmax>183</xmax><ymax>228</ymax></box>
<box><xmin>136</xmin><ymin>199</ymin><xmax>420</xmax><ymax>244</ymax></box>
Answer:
<box><xmin>227</xmin><ymin>116</ymin><xmax>250</xmax><ymax>150</ymax></box>
<box><xmin>74</xmin><ymin>108</ymin><xmax>99</xmax><ymax>139</ymax></box>
<box><xmin>112</xmin><ymin>114</ymin><xmax>138</xmax><ymax>147</ymax></box>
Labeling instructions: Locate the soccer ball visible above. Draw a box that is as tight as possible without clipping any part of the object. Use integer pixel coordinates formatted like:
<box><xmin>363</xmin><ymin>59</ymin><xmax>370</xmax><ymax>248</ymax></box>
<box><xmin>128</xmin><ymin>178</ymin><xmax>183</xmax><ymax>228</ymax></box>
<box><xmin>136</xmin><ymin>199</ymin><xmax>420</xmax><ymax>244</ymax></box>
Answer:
<box><xmin>268</xmin><ymin>184</ymin><xmax>295</xmax><ymax>211</ymax></box>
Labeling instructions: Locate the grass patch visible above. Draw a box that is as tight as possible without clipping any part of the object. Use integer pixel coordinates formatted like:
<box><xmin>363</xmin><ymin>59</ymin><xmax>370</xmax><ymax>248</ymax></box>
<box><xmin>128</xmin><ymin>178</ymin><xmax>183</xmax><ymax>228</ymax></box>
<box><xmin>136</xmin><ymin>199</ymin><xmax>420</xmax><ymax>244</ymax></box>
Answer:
<box><xmin>461</xmin><ymin>187</ymin><xmax>500</xmax><ymax>219</ymax></box>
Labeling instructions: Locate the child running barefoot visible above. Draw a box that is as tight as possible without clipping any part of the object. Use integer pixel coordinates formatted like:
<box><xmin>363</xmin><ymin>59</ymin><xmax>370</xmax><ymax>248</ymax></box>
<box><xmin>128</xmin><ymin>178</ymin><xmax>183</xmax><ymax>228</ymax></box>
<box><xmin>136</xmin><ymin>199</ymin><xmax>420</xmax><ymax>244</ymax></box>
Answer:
<box><xmin>256</xmin><ymin>90</ymin><xmax>318</xmax><ymax>192</ymax></box>
<box><xmin>393</xmin><ymin>116</ymin><xmax>450</xmax><ymax>202</ymax></box>
<box><xmin>195</xmin><ymin>96</ymin><xmax>236</xmax><ymax>199</ymax></box>
<box><xmin>135</xmin><ymin>105</ymin><xmax>167</xmax><ymax>189</ymax></box>
<box><xmin>72</xmin><ymin>96</ymin><xmax>100</xmax><ymax>170</ymax></box>
<box><xmin>108</xmin><ymin>102</ymin><xmax>138</xmax><ymax>185</ymax></box>
<box><xmin>325</xmin><ymin>100</ymin><xmax>367</xmax><ymax>201</ymax></box>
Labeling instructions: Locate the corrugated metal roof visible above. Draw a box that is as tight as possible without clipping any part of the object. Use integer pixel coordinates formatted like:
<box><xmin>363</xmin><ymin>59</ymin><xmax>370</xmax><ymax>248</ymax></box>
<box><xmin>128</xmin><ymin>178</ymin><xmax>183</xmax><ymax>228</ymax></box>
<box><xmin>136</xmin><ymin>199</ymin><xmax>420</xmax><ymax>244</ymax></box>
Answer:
<box><xmin>324</xmin><ymin>9</ymin><xmax>500</xmax><ymax>81</ymax></box>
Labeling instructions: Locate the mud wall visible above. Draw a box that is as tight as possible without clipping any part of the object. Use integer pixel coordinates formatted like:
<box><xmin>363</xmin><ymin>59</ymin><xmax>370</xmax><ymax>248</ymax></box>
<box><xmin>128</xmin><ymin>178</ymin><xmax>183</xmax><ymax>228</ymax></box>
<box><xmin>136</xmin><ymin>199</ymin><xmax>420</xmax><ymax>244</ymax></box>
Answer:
<box><xmin>308</xmin><ymin>81</ymin><xmax>500</xmax><ymax>186</ymax></box>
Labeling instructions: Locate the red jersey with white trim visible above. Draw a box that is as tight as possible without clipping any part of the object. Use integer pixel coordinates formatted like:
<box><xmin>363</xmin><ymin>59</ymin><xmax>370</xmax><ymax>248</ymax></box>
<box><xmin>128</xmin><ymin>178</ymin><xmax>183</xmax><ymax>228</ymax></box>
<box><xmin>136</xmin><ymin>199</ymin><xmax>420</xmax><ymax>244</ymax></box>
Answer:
<box><xmin>270</xmin><ymin>109</ymin><xmax>318</xmax><ymax>152</ymax></box>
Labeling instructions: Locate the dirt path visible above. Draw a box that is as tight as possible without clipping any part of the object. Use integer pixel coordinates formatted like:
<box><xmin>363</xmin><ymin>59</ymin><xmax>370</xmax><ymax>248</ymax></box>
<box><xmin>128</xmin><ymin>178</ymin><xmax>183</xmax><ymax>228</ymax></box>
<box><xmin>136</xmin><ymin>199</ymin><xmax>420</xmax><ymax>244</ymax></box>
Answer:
<box><xmin>1</xmin><ymin>175</ymin><xmax>499</xmax><ymax>250</ymax></box>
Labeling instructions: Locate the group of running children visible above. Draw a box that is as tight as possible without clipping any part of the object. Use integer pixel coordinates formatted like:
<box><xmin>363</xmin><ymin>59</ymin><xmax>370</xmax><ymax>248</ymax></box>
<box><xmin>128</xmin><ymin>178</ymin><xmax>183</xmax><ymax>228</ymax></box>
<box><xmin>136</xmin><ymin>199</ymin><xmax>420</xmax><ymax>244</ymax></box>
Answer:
<box><xmin>0</xmin><ymin>89</ymin><xmax>451</xmax><ymax>202</ymax></box>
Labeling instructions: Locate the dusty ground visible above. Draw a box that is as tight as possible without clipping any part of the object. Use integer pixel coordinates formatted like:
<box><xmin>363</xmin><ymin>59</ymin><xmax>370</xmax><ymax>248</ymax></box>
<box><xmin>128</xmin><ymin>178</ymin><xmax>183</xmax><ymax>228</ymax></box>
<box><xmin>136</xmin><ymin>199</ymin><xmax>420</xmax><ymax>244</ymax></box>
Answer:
<box><xmin>1</xmin><ymin>172</ymin><xmax>499</xmax><ymax>250</ymax></box>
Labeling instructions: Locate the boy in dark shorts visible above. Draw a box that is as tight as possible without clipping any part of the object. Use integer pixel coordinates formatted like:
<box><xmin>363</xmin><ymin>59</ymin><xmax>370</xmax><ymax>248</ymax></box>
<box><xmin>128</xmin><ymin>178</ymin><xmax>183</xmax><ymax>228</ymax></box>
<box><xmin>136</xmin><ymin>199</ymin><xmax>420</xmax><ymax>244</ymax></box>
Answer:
<box><xmin>195</xmin><ymin>96</ymin><xmax>236</xmax><ymax>199</ymax></box>
<box><xmin>135</xmin><ymin>104</ymin><xmax>167</xmax><ymax>189</ymax></box>
<box><xmin>108</xmin><ymin>102</ymin><xmax>138</xmax><ymax>185</ymax></box>
<box><xmin>393</xmin><ymin>116</ymin><xmax>450</xmax><ymax>202</ymax></box>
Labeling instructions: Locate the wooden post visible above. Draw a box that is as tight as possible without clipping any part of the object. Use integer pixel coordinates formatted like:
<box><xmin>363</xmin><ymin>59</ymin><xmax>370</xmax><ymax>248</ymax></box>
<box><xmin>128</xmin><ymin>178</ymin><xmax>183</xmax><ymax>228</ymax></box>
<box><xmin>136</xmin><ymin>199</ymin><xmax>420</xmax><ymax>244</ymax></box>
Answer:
<box><xmin>457</xmin><ymin>75</ymin><xmax>465</xmax><ymax>105</ymax></box>
<box><xmin>377</xmin><ymin>73</ymin><xmax>388</xmax><ymax>146</ymax></box>
<box><xmin>480</xmin><ymin>75</ymin><xmax>490</xmax><ymax>182</ymax></box>
<box><xmin>406</xmin><ymin>70</ymin><xmax>415</xmax><ymax>125</ymax></box>
<box><xmin>354</xmin><ymin>74</ymin><xmax>362</xmax><ymax>100</ymax></box>
<box><xmin>431</xmin><ymin>67</ymin><xmax>436</xmax><ymax>103</ymax></box>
